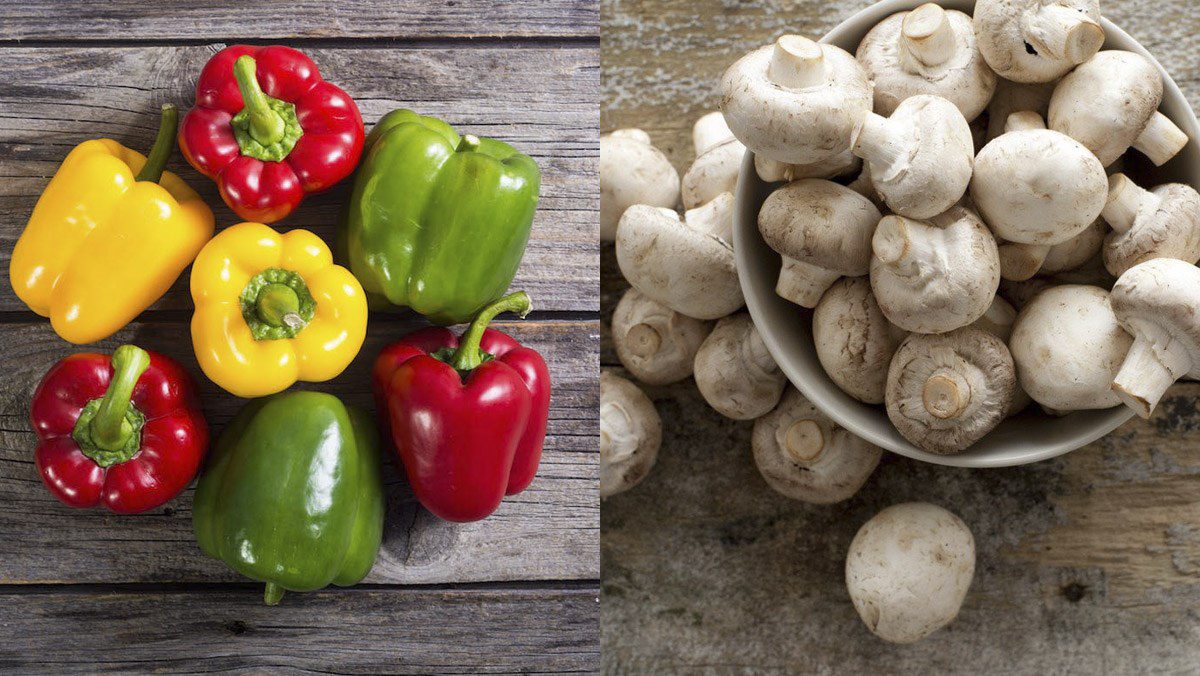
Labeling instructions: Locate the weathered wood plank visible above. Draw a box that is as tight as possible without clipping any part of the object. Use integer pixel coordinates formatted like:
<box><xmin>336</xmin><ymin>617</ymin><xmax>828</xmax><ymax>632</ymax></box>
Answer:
<box><xmin>0</xmin><ymin>318</ymin><xmax>599</xmax><ymax>584</ymax></box>
<box><xmin>0</xmin><ymin>44</ymin><xmax>600</xmax><ymax>312</ymax></box>
<box><xmin>0</xmin><ymin>585</ymin><xmax>600</xmax><ymax>673</ymax></box>
<box><xmin>0</xmin><ymin>0</ymin><xmax>598</xmax><ymax>40</ymax></box>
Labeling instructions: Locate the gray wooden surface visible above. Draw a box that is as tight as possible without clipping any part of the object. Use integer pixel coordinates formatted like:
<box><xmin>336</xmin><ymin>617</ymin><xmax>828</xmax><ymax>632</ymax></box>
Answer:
<box><xmin>0</xmin><ymin>2</ymin><xmax>599</xmax><ymax>672</ymax></box>
<box><xmin>601</xmin><ymin>0</ymin><xmax>1200</xmax><ymax>672</ymax></box>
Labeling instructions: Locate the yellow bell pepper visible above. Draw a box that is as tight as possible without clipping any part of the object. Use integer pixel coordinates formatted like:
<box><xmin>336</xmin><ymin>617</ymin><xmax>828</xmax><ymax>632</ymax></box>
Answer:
<box><xmin>10</xmin><ymin>104</ymin><xmax>214</xmax><ymax>344</ymax></box>
<box><xmin>191</xmin><ymin>221</ymin><xmax>367</xmax><ymax>398</ymax></box>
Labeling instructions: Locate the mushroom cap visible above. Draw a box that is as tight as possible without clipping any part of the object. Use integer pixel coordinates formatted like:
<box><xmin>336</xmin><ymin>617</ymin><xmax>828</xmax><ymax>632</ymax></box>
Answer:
<box><xmin>754</xmin><ymin>150</ymin><xmax>860</xmax><ymax>183</ymax></box>
<box><xmin>693</xmin><ymin>110</ymin><xmax>734</xmax><ymax>155</ymax></box>
<box><xmin>612</xmin><ymin>288</ymin><xmax>713</xmax><ymax>386</ymax></box>
<box><xmin>1042</xmin><ymin>218</ymin><xmax>1108</xmax><ymax>274</ymax></box>
<box><xmin>974</xmin><ymin>0</ymin><xmax>1103</xmax><ymax>84</ymax></box>
<box><xmin>885</xmin><ymin>327</ymin><xmax>1016</xmax><ymax>454</ymax></box>
<box><xmin>600</xmin><ymin>130</ymin><xmax>680</xmax><ymax>241</ymax></box>
<box><xmin>1109</xmin><ymin>258</ymin><xmax>1200</xmax><ymax>379</ymax></box>
<box><xmin>845</xmin><ymin>502</ymin><xmax>975</xmax><ymax>644</ymax></box>
<box><xmin>1103</xmin><ymin>181</ymin><xmax>1200</xmax><ymax>277</ymax></box>
<box><xmin>856</xmin><ymin>7</ymin><xmax>996</xmax><ymax>121</ymax></box>
<box><xmin>615</xmin><ymin>198</ymin><xmax>744</xmax><ymax>321</ymax></box>
<box><xmin>1009</xmin><ymin>284</ymin><xmax>1133</xmax><ymax>410</ymax></box>
<box><xmin>681</xmin><ymin>136</ymin><xmax>746</xmax><ymax>209</ymax></box>
<box><xmin>720</xmin><ymin>36</ymin><xmax>873</xmax><ymax>165</ymax></box>
<box><xmin>758</xmin><ymin>179</ymin><xmax>882</xmax><ymax>276</ymax></box>
<box><xmin>694</xmin><ymin>314</ymin><xmax>787</xmax><ymax>420</ymax></box>
<box><xmin>813</xmin><ymin>277</ymin><xmax>906</xmax><ymax>404</ymax></box>
<box><xmin>1048</xmin><ymin>51</ymin><xmax>1165</xmax><ymax>166</ymax></box>
<box><xmin>600</xmin><ymin>371</ymin><xmax>662</xmax><ymax>499</ymax></box>
<box><xmin>752</xmin><ymin>388</ymin><xmax>882</xmax><ymax>504</ymax></box>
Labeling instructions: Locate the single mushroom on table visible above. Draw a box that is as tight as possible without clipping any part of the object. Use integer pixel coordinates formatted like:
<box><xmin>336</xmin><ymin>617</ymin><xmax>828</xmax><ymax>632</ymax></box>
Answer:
<box><xmin>720</xmin><ymin>35</ymin><xmax>873</xmax><ymax>165</ymax></box>
<box><xmin>611</xmin><ymin>288</ymin><xmax>713</xmax><ymax>386</ymax></box>
<box><xmin>600</xmin><ymin>371</ymin><xmax>662</xmax><ymax>499</ymax></box>
<box><xmin>974</xmin><ymin>0</ymin><xmax>1104</xmax><ymax>84</ymax></box>
<box><xmin>682</xmin><ymin>113</ymin><xmax>746</xmax><ymax>209</ymax></box>
<box><xmin>752</xmin><ymin>388</ymin><xmax>882</xmax><ymax>504</ymax></box>
<box><xmin>1049</xmin><ymin>51</ymin><xmax>1191</xmax><ymax>167</ymax></box>
<box><xmin>856</xmin><ymin>3</ymin><xmax>997</xmax><ymax>121</ymax></box>
<box><xmin>813</xmin><ymin>277</ymin><xmax>906</xmax><ymax>404</ymax></box>
<box><xmin>616</xmin><ymin>192</ymin><xmax>744</xmax><ymax>320</ymax></box>
<box><xmin>600</xmin><ymin>129</ymin><xmax>680</xmax><ymax>242</ymax></box>
<box><xmin>870</xmin><ymin>207</ymin><xmax>1001</xmax><ymax>334</ymax></box>
<box><xmin>758</xmin><ymin>179</ymin><xmax>882</xmax><ymax>308</ymax></box>
<box><xmin>1108</xmin><ymin>258</ymin><xmax>1200</xmax><ymax>418</ymax></box>
<box><xmin>1101</xmin><ymin>173</ymin><xmax>1200</xmax><ymax>277</ymax></box>
<box><xmin>694</xmin><ymin>314</ymin><xmax>787</xmax><ymax>420</ymax></box>
<box><xmin>846</xmin><ymin>502</ymin><xmax>975</xmax><ymax>644</ymax></box>
<box><xmin>851</xmin><ymin>94</ymin><xmax>975</xmax><ymax>219</ymax></box>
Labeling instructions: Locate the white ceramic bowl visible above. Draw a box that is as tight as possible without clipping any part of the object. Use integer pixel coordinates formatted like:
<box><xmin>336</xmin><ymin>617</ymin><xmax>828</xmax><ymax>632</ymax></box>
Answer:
<box><xmin>734</xmin><ymin>0</ymin><xmax>1200</xmax><ymax>467</ymax></box>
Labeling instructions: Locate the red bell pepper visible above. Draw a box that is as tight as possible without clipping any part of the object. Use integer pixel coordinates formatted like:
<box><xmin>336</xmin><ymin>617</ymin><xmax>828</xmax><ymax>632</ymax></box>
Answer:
<box><xmin>31</xmin><ymin>345</ymin><xmax>208</xmax><ymax>514</ymax></box>
<box><xmin>178</xmin><ymin>45</ymin><xmax>364</xmax><ymax>223</ymax></box>
<box><xmin>373</xmin><ymin>291</ymin><xmax>551</xmax><ymax>522</ymax></box>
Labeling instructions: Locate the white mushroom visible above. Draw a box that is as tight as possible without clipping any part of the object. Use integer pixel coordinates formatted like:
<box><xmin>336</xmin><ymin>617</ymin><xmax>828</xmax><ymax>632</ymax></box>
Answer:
<box><xmin>886</xmin><ymin>327</ymin><xmax>1016</xmax><ymax>454</ymax></box>
<box><xmin>985</xmin><ymin>78</ymin><xmax>1057</xmax><ymax>142</ymax></box>
<box><xmin>752</xmin><ymin>388</ymin><xmax>882</xmax><ymax>504</ymax></box>
<box><xmin>600</xmin><ymin>129</ymin><xmax>680</xmax><ymax>242</ymax></box>
<box><xmin>1101</xmin><ymin>173</ymin><xmax>1200</xmax><ymax>277</ymax></box>
<box><xmin>754</xmin><ymin>150</ymin><xmax>860</xmax><ymax>184</ymax></box>
<box><xmin>682</xmin><ymin>136</ymin><xmax>746</xmax><ymax>209</ymax></box>
<box><xmin>694</xmin><ymin>314</ymin><xmax>787</xmax><ymax>420</ymax></box>
<box><xmin>615</xmin><ymin>192</ymin><xmax>744</xmax><ymax>320</ymax></box>
<box><xmin>1009</xmin><ymin>284</ymin><xmax>1132</xmax><ymax>411</ymax></box>
<box><xmin>974</xmin><ymin>0</ymin><xmax>1104</xmax><ymax>84</ymax></box>
<box><xmin>1040</xmin><ymin>218</ymin><xmax>1108</xmax><ymax>274</ymax></box>
<box><xmin>845</xmin><ymin>164</ymin><xmax>883</xmax><ymax>207</ymax></box>
<box><xmin>813</xmin><ymin>277</ymin><xmax>906</xmax><ymax>404</ymax></box>
<box><xmin>611</xmin><ymin>288</ymin><xmax>713</xmax><ymax>386</ymax></box>
<box><xmin>692</xmin><ymin>110</ymin><xmax>734</xmax><ymax>155</ymax></box>
<box><xmin>846</xmin><ymin>502</ymin><xmax>975</xmax><ymax>644</ymax></box>
<box><xmin>1049</xmin><ymin>51</ymin><xmax>1191</xmax><ymax>167</ymax></box>
<box><xmin>757</xmin><ymin>179</ymin><xmax>882</xmax><ymax>308</ymax></box>
<box><xmin>856</xmin><ymin>4</ymin><xmax>997</xmax><ymax>121</ymax></box>
<box><xmin>970</xmin><ymin>296</ymin><xmax>1033</xmax><ymax>416</ymax></box>
<box><xmin>852</xmin><ymin>94</ymin><xmax>975</xmax><ymax>219</ymax></box>
<box><xmin>870</xmin><ymin>208</ymin><xmax>1001</xmax><ymax>334</ymax></box>
<box><xmin>720</xmin><ymin>35</ymin><xmax>873</xmax><ymax>165</ymax></box>
<box><xmin>600</xmin><ymin>371</ymin><xmax>662</xmax><ymax>499</ymax></box>
<box><xmin>1109</xmin><ymin>258</ymin><xmax>1200</xmax><ymax>418</ymax></box>
<box><xmin>999</xmin><ymin>276</ymin><xmax>1053</xmax><ymax>310</ymax></box>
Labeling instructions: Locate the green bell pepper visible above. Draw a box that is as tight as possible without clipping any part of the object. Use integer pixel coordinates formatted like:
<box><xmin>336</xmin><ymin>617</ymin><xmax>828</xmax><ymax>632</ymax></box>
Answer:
<box><xmin>192</xmin><ymin>391</ymin><xmax>384</xmax><ymax>605</ymax></box>
<box><xmin>340</xmin><ymin>109</ymin><xmax>540</xmax><ymax>325</ymax></box>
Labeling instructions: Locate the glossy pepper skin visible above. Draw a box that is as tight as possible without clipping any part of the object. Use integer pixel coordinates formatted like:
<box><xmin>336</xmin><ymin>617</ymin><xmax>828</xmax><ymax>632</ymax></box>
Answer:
<box><xmin>31</xmin><ymin>345</ymin><xmax>208</xmax><ymax>514</ymax></box>
<box><xmin>193</xmin><ymin>392</ymin><xmax>383</xmax><ymax>605</ymax></box>
<box><xmin>341</xmin><ymin>109</ymin><xmax>540</xmax><ymax>325</ymax></box>
<box><xmin>179</xmin><ymin>45</ymin><xmax>364</xmax><ymax>223</ymax></box>
<box><xmin>10</xmin><ymin>105</ymin><xmax>214</xmax><ymax>344</ymax></box>
<box><xmin>190</xmin><ymin>221</ymin><xmax>367</xmax><ymax>398</ymax></box>
<box><xmin>374</xmin><ymin>292</ymin><xmax>551</xmax><ymax>522</ymax></box>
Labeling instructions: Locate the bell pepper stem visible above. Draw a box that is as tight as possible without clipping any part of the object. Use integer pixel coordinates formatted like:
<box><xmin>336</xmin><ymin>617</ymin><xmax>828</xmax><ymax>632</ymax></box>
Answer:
<box><xmin>233</xmin><ymin>55</ymin><xmax>286</xmax><ymax>147</ymax></box>
<box><xmin>264</xmin><ymin>582</ymin><xmax>285</xmax><ymax>606</ymax></box>
<box><xmin>456</xmin><ymin>134</ymin><xmax>481</xmax><ymax>152</ymax></box>
<box><xmin>256</xmin><ymin>283</ymin><xmax>303</xmax><ymax>330</ymax></box>
<box><xmin>450</xmin><ymin>291</ymin><xmax>532</xmax><ymax>371</ymax></box>
<box><xmin>134</xmin><ymin>104</ymin><xmax>178</xmax><ymax>184</ymax></box>
<box><xmin>90</xmin><ymin>345</ymin><xmax>151</xmax><ymax>452</ymax></box>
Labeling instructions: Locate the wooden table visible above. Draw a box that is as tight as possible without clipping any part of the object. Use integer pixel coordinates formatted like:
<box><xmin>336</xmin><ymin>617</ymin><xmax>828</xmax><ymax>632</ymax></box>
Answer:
<box><xmin>0</xmin><ymin>2</ymin><xmax>599</xmax><ymax>672</ymax></box>
<box><xmin>602</xmin><ymin>0</ymin><xmax>1200</xmax><ymax>671</ymax></box>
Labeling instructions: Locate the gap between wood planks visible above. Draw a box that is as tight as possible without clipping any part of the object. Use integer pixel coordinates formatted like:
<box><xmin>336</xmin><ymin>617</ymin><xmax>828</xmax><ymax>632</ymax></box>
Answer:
<box><xmin>0</xmin><ymin>579</ymin><xmax>600</xmax><ymax>595</ymax></box>
<box><xmin>0</xmin><ymin>36</ymin><xmax>599</xmax><ymax>50</ymax></box>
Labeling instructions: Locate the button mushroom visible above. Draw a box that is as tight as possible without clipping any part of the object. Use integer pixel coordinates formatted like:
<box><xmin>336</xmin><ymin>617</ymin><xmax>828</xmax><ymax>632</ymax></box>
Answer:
<box><xmin>758</xmin><ymin>179</ymin><xmax>882</xmax><ymax>308</ymax></box>
<box><xmin>682</xmin><ymin>113</ymin><xmax>747</xmax><ymax>209</ymax></box>
<box><xmin>870</xmin><ymin>208</ymin><xmax>1001</xmax><ymax>334</ymax></box>
<box><xmin>974</xmin><ymin>0</ymin><xmax>1104</xmax><ymax>84</ymax></box>
<box><xmin>600</xmin><ymin>371</ymin><xmax>663</xmax><ymax>499</ymax></box>
<box><xmin>754</xmin><ymin>150</ymin><xmax>861</xmax><ymax>184</ymax></box>
<box><xmin>856</xmin><ymin>4</ymin><xmax>997</xmax><ymax>121</ymax></box>
<box><xmin>846</xmin><ymin>502</ymin><xmax>975</xmax><ymax>644</ymax></box>
<box><xmin>720</xmin><ymin>35</ymin><xmax>873</xmax><ymax>165</ymax></box>
<box><xmin>1109</xmin><ymin>258</ymin><xmax>1200</xmax><ymax>418</ymax></box>
<box><xmin>615</xmin><ymin>192</ymin><xmax>744</xmax><ymax>320</ymax></box>
<box><xmin>1041</xmin><ymin>218</ymin><xmax>1108</xmax><ymax>275</ymax></box>
<box><xmin>692</xmin><ymin>110</ymin><xmax>734</xmax><ymax>155</ymax></box>
<box><xmin>885</xmin><ymin>327</ymin><xmax>1016</xmax><ymax>454</ymax></box>
<box><xmin>1009</xmin><ymin>284</ymin><xmax>1132</xmax><ymax>411</ymax></box>
<box><xmin>1101</xmin><ymin>173</ymin><xmax>1200</xmax><ymax>277</ymax></box>
<box><xmin>813</xmin><ymin>277</ymin><xmax>906</xmax><ymax>404</ymax></box>
<box><xmin>969</xmin><ymin>296</ymin><xmax>1033</xmax><ymax>416</ymax></box>
<box><xmin>753</xmin><ymin>388</ymin><xmax>882</xmax><ymax>504</ymax></box>
<box><xmin>611</xmin><ymin>288</ymin><xmax>713</xmax><ymax>386</ymax></box>
<box><xmin>851</xmin><ymin>94</ymin><xmax>975</xmax><ymax>219</ymax></box>
<box><xmin>600</xmin><ymin>129</ymin><xmax>680</xmax><ymax>242</ymax></box>
<box><xmin>1048</xmin><ymin>51</ymin><xmax>1191</xmax><ymax>167</ymax></box>
<box><xmin>985</xmin><ymin>78</ymin><xmax>1057</xmax><ymax>143</ymax></box>
<box><xmin>693</xmin><ymin>314</ymin><xmax>787</xmax><ymax>420</ymax></box>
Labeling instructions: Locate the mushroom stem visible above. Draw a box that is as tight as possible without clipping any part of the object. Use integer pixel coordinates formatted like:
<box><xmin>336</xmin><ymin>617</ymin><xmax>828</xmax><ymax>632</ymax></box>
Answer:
<box><xmin>1132</xmin><ymin>111</ymin><xmax>1190</xmax><ymax>167</ymax></box>
<box><xmin>923</xmin><ymin>371</ymin><xmax>971</xmax><ymax>420</ymax></box>
<box><xmin>1112</xmin><ymin>335</ymin><xmax>1194</xmax><ymax>418</ymax></box>
<box><xmin>693</xmin><ymin>111</ymin><xmax>733</xmax><ymax>155</ymax></box>
<box><xmin>998</xmin><ymin>242</ymin><xmax>1051</xmax><ymax>281</ymax></box>
<box><xmin>899</xmin><ymin>3</ymin><xmax>956</xmax><ymax>71</ymax></box>
<box><xmin>871</xmin><ymin>215</ymin><xmax>928</xmax><ymax>275</ymax></box>
<box><xmin>625</xmin><ymin>322</ymin><xmax>662</xmax><ymax>358</ymax></box>
<box><xmin>1023</xmin><ymin>5</ymin><xmax>1104</xmax><ymax>65</ymax></box>
<box><xmin>852</xmin><ymin>113</ymin><xmax>910</xmax><ymax>181</ymax></box>
<box><xmin>768</xmin><ymin>35</ymin><xmax>827</xmax><ymax>89</ymax></box>
<box><xmin>1004</xmin><ymin>111</ymin><xmax>1046</xmax><ymax>133</ymax></box>
<box><xmin>777</xmin><ymin>257</ymin><xmax>840</xmax><ymax>308</ymax></box>
<box><xmin>1102</xmin><ymin>174</ymin><xmax>1158</xmax><ymax>235</ymax></box>
<box><xmin>780</xmin><ymin>419</ymin><xmax>826</xmax><ymax>464</ymax></box>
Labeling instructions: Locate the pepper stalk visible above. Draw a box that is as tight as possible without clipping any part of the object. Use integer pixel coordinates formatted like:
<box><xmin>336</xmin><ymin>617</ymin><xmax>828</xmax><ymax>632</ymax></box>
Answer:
<box><xmin>450</xmin><ymin>292</ymin><xmax>532</xmax><ymax>371</ymax></box>
<box><xmin>134</xmin><ymin>104</ymin><xmax>178</xmax><ymax>184</ymax></box>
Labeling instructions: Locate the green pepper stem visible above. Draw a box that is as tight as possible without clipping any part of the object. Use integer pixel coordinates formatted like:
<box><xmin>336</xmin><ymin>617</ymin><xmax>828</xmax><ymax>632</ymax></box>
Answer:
<box><xmin>264</xmin><ymin>583</ymin><xmax>284</xmax><ymax>606</ymax></box>
<box><xmin>90</xmin><ymin>345</ymin><xmax>151</xmax><ymax>452</ymax></box>
<box><xmin>134</xmin><ymin>104</ymin><xmax>178</xmax><ymax>184</ymax></box>
<box><xmin>450</xmin><ymin>291</ymin><xmax>532</xmax><ymax>371</ymax></box>
<box><xmin>256</xmin><ymin>283</ymin><xmax>304</xmax><ymax>330</ymax></box>
<box><xmin>233</xmin><ymin>55</ymin><xmax>286</xmax><ymax>146</ymax></box>
<box><xmin>456</xmin><ymin>134</ymin><xmax>481</xmax><ymax>152</ymax></box>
